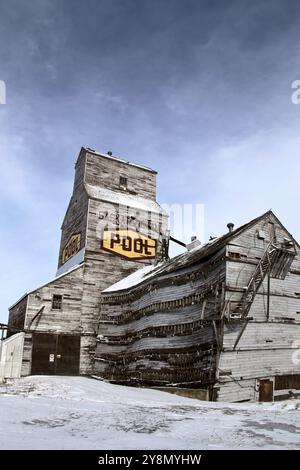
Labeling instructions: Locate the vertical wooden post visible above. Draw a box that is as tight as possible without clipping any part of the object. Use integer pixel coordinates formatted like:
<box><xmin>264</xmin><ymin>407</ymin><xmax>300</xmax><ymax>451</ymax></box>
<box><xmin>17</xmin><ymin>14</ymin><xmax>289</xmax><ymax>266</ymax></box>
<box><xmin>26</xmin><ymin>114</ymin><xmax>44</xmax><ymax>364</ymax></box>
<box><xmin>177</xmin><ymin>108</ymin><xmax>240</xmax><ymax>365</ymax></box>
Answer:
<box><xmin>54</xmin><ymin>335</ymin><xmax>59</xmax><ymax>375</ymax></box>
<box><xmin>266</xmin><ymin>272</ymin><xmax>271</xmax><ymax>321</ymax></box>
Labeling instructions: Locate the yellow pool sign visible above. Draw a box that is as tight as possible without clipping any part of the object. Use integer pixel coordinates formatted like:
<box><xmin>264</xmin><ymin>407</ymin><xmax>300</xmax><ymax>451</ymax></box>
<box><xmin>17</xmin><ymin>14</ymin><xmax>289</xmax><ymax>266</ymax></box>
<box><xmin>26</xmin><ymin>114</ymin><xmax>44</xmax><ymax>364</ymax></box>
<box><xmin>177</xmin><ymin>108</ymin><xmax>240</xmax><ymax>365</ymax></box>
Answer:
<box><xmin>101</xmin><ymin>229</ymin><xmax>157</xmax><ymax>260</ymax></box>
<box><xmin>62</xmin><ymin>233</ymin><xmax>81</xmax><ymax>264</ymax></box>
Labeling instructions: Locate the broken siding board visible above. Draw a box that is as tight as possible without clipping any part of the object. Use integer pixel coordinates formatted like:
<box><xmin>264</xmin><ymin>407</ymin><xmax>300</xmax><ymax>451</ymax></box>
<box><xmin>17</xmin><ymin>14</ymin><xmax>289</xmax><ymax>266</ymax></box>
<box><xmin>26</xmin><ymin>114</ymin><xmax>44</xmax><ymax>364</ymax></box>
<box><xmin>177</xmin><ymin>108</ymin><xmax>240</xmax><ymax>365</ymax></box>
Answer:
<box><xmin>100</xmin><ymin>327</ymin><xmax>215</xmax><ymax>353</ymax></box>
<box><xmin>104</xmin><ymin>257</ymin><xmax>226</xmax><ymax>306</ymax></box>
<box><xmin>95</xmin><ymin>347</ymin><xmax>216</xmax><ymax>384</ymax></box>
<box><xmin>100</xmin><ymin>274</ymin><xmax>224</xmax><ymax>322</ymax></box>
<box><xmin>96</xmin><ymin>258</ymin><xmax>222</xmax><ymax>385</ymax></box>
<box><xmin>128</xmin><ymin>271</ymin><xmax>225</xmax><ymax>312</ymax></box>
<box><xmin>100</xmin><ymin>322</ymin><xmax>216</xmax><ymax>348</ymax></box>
<box><xmin>100</xmin><ymin>306</ymin><xmax>210</xmax><ymax>337</ymax></box>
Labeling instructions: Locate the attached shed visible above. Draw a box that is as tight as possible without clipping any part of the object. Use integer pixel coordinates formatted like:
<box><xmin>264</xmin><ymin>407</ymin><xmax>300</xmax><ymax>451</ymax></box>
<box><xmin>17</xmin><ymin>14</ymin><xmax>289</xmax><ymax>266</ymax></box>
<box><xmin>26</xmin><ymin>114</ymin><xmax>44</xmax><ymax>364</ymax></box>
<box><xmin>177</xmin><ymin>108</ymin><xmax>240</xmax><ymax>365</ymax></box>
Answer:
<box><xmin>95</xmin><ymin>210</ymin><xmax>300</xmax><ymax>402</ymax></box>
<box><xmin>7</xmin><ymin>265</ymin><xmax>84</xmax><ymax>377</ymax></box>
<box><xmin>0</xmin><ymin>333</ymin><xmax>25</xmax><ymax>382</ymax></box>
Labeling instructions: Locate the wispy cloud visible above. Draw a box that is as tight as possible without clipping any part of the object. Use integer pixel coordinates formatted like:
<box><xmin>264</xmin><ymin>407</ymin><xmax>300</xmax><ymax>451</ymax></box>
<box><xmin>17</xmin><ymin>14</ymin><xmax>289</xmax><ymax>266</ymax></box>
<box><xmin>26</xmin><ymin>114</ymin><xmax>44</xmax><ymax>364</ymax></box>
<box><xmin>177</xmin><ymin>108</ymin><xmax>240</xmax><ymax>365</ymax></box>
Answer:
<box><xmin>0</xmin><ymin>137</ymin><xmax>34</xmax><ymax>207</ymax></box>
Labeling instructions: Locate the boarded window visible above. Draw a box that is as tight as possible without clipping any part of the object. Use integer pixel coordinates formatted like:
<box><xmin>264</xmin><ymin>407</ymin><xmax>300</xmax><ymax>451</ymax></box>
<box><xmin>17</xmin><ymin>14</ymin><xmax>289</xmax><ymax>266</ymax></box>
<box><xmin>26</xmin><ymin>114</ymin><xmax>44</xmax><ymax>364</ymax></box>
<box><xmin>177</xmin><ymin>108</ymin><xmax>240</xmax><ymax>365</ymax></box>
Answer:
<box><xmin>228</xmin><ymin>252</ymin><xmax>247</xmax><ymax>260</ymax></box>
<box><xmin>52</xmin><ymin>294</ymin><xmax>62</xmax><ymax>310</ymax></box>
<box><xmin>228</xmin><ymin>252</ymin><xmax>241</xmax><ymax>259</ymax></box>
<box><xmin>119</xmin><ymin>176</ymin><xmax>127</xmax><ymax>190</ymax></box>
<box><xmin>257</xmin><ymin>230</ymin><xmax>266</xmax><ymax>240</ymax></box>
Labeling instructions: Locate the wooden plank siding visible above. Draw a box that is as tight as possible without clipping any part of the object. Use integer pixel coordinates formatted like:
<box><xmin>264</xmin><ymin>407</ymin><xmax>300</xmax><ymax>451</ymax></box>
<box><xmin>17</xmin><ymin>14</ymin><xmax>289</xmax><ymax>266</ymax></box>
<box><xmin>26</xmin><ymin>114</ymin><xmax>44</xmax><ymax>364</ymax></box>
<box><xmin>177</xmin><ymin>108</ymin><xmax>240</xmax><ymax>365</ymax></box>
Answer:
<box><xmin>79</xmin><ymin>176</ymin><xmax>168</xmax><ymax>373</ymax></box>
<box><xmin>8</xmin><ymin>296</ymin><xmax>28</xmax><ymax>333</ymax></box>
<box><xmin>8</xmin><ymin>265</ymin><xmax>84</xmax><ymax>376</ymax></box>
<box><xmin>84</xmin><ymin>149</ymin><xmax>157</xmax><ymax>201</ymax></box>
<box><xmin>76</xmin><ymin>148</ymin><xmax>167</xmax><ymax>373</ymax></box>
<box><xmin>57</xmin><ymin>151</ymin><xmax>89</xmax><ymax>269</ymax></box>
<box><xmin>95</xmin><ymin>211</ymin><xmax>300</xmax><ymax>402</ymax></box>
<box><xmin>8</xmin><ymin>147</ymin><xmax>168</xmax><ymax>377</ymax></box>
<box><xmin>94</xmin><ymin>251</ymin><xmax>225</xmax><ymax>387</ymax></box>
<box><xmin>216</xmin><ymin>212</ymin><xmax>300</xmax><ymax>401</ymax></box>
<box><xmin>7</xmin><ymin>147</ymin><xmax>300</xmax><ymax>403</ymax></box>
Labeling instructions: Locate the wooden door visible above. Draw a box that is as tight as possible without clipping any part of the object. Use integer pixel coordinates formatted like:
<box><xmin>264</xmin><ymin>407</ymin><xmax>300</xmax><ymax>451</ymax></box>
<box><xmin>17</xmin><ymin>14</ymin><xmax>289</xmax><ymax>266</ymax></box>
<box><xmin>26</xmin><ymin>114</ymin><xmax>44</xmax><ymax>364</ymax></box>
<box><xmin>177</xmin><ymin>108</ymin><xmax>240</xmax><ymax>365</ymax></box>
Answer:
<box><xmin>31</xmin><ymin>333</ymin><xmax>80</xmax><ymax>375</ymax></box>
<box><xmin>56</xmin><ymin>335</ymin><xmax>80</xmax><ymax>375</ymax></box>
<box><xmin>259</xmin><ymin>379</ymin><xmax>273</xmax><ymax>402</ymax></box>
<box><xmin>31</xmin><ymin>333</ymin><xmax>57</xmax><ymax>375</ymax></box>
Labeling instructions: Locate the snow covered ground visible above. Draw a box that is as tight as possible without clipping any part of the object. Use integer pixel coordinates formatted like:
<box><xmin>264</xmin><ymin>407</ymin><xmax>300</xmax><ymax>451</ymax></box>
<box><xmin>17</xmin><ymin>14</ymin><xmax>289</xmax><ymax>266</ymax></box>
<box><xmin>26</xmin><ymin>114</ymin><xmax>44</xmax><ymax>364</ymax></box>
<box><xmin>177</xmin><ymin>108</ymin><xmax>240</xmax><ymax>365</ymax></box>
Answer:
<box><xmin>0</xmin><ymin>376</ymin><xmax>299</xmax><ymax>450</ymax></box>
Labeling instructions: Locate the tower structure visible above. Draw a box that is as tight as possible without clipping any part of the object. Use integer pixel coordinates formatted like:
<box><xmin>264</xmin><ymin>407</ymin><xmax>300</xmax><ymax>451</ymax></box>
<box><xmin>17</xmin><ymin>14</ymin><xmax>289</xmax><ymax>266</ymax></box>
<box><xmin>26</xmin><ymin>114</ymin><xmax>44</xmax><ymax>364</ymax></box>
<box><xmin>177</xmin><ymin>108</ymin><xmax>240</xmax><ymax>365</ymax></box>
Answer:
<box><xmin>8</xmin><ymin>147</ymin><xmax>168</xmax><ymax>375</ymax></box>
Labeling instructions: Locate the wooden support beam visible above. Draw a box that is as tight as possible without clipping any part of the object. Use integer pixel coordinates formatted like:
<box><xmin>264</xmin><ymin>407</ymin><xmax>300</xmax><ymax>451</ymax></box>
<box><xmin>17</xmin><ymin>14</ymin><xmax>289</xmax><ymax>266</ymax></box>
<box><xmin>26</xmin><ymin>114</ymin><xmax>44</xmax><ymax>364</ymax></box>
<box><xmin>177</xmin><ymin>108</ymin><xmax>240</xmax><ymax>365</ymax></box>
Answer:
<box><xmin>212</xmin><ymin>320</ymin><xmax>220</xmax><ymax>350</ymax></box>
<box><xmin>28</xmin><ymin>305</ymin><xmax>45</xmax><ymax>327</ymax></box>
<box><xmin>233</xmin><ymin>318</ymin><xmax>252</xmax><ymax>350</ymax></box>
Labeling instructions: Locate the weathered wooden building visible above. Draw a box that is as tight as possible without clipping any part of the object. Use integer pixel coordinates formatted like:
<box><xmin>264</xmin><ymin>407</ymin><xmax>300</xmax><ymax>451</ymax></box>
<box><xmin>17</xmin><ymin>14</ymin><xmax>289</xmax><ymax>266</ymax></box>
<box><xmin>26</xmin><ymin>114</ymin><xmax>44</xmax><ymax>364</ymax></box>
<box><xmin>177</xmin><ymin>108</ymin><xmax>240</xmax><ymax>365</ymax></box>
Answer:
<box><xmin>95</xmin><ymin>211</ymin><xmax>300</xmax><ymax>402</ymax></box>
<box><xmin>8</xmin><ymin>147</ymin><xmax>168</xmax><ymax>376</ymax></box>
<box><xmin>6</xmin><ymin>147</ymin><xmax>300</xmax><ymax>402</ymax></box>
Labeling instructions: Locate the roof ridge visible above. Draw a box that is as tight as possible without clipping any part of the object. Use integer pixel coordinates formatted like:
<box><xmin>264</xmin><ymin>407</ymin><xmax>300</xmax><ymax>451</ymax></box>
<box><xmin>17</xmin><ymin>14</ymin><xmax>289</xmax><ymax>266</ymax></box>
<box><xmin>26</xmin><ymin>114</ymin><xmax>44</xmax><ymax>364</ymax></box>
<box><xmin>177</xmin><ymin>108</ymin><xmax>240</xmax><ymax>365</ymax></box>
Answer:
<box><xmin>101</xmin><ymin>210</ymin><xmax>281</xmax><ymax>294</ymax></box>
<box><xmin>83</xmin><ymin>147</ymin><xmax>157</xmax><ymax>174</ymax></box>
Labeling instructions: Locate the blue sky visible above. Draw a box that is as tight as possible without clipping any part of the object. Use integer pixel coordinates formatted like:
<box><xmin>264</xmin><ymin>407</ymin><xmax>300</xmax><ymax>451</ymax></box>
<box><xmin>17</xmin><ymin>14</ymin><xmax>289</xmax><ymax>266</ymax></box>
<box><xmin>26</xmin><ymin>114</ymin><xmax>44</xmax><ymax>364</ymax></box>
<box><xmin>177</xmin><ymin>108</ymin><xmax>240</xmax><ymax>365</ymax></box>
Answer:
<box><xmin>1</xmin><ymin>0</ymin><xmax>300</xmax><ymax>322</ymax></box>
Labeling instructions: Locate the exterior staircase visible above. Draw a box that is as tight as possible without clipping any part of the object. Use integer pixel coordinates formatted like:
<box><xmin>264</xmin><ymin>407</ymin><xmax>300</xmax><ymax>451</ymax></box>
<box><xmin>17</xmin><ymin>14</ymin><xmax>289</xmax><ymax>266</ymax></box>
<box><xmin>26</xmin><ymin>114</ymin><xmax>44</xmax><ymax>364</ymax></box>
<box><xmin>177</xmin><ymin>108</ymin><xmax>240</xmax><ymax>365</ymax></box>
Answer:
<box><xmin>230</xmin><ymin>242</ymin><xmax>295</xmax><ymax>319</ymax></box>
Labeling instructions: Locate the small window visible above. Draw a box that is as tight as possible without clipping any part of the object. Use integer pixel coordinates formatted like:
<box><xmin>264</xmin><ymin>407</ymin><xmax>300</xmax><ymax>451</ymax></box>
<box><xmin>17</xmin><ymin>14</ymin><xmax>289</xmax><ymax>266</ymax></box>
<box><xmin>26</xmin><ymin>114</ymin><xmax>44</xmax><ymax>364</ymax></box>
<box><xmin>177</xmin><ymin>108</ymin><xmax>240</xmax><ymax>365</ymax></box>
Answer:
<box><xmin>257</xmin><ymin>229</ymin><xmax>266</xmax><ymax>240</ymax></box>
<box><xmin>119</xmin><ymin>176</ymin><xmax>127</xmax><ymax>190</ymax></box>
<box><xmin>52</xmin><ymin>294</ymin><xmax>62</xmax><ymax>310</ymax></box>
